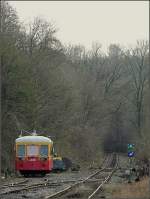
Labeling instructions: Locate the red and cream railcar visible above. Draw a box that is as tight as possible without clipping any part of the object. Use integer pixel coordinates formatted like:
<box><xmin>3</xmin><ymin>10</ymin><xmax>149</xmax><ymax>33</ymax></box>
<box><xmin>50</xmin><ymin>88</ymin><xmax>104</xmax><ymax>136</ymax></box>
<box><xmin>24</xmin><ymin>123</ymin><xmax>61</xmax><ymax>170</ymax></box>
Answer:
<box><xmin>15</xmin><ymin>134</ymin><xmax>54</xmax><ymax>176</ymax></box>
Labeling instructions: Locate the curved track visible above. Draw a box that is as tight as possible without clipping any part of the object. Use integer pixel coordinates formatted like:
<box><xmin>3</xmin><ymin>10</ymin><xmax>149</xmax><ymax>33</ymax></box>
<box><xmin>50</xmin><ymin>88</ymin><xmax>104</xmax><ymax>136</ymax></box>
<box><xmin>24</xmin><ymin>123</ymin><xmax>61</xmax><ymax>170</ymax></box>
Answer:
<box><xmin>45</xmin><ymin>153</ymin><xmax>118</xmax><ymax>199</ymax></box>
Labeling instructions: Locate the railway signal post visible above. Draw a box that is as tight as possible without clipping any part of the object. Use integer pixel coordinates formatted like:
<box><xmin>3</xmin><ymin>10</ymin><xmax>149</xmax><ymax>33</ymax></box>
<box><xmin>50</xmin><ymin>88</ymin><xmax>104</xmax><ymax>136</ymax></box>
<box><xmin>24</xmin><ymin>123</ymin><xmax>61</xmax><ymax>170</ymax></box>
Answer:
<box><xmin>127</xmin><ymin>144</ymin><xmax>135</xmax><ymax>158</ymax></box>
<box><xmin>127</xmin><ymin>144</ymin><xmax>135</xmax><ymax>182</ymax></box>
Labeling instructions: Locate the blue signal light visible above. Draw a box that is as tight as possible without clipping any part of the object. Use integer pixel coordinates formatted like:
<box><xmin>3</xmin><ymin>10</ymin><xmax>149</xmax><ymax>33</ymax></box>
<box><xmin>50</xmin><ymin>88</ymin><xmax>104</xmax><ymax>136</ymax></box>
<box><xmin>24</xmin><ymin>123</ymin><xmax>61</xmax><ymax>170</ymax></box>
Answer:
<box><xmin>127</xmin><ymin>144</ymin><xmax>135</xmax><ymax>157</ymax></box>
<box><xmin>128</xmin><ymin>151</ymin><xmax>135</xmax><ymax>157</ymax></box>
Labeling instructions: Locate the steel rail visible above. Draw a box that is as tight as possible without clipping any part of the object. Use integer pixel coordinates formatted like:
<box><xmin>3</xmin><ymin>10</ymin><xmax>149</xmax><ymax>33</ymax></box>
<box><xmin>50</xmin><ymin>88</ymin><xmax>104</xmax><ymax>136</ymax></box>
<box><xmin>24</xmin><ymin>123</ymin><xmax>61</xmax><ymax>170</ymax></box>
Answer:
<box><xmin>0</xmin><ymin>180</ymin><xmax>61</xmax><ymax>195</ymax></box>
<box><xmin>45</xmin><ymin>154</ymin><xmax>116</xmax><ymax>199</ymax></box>
<box><xmin>88</xmin><ymin>153</ymin><xmax>118</xmax><ymax>199</ymax></box>
<box><xmin>0</xmin><ymin>179</ymin><xmax>29</xmax><ymax>189</ymax></box>
<box><xmin>45</xmin><ymin>167</ymin><xmax>106</xmax><ymax>199</ymax></box>
<box><xmin>88</xmin><ymin>166</ymin><xmax>117</xmax><ymax>199</ymax></box>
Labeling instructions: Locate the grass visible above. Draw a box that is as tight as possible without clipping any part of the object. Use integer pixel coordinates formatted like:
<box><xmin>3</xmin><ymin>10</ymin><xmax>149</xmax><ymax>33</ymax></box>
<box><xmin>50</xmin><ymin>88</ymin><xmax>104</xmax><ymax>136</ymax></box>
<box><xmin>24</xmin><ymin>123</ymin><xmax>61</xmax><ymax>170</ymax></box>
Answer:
<box><xmin>107</xmin><ymin>177</ymin><xmax>149</xmax><ymax>199</ymax></box>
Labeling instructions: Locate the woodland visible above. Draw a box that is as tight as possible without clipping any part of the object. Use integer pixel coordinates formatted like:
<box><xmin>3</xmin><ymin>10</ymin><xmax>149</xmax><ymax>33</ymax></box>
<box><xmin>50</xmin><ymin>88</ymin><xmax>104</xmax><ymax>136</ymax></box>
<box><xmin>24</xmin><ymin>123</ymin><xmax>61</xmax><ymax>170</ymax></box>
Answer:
<box><xmin>0</xmin><ymin>2</ymin><xmax>149</xmax><ymax>171</ymax></box>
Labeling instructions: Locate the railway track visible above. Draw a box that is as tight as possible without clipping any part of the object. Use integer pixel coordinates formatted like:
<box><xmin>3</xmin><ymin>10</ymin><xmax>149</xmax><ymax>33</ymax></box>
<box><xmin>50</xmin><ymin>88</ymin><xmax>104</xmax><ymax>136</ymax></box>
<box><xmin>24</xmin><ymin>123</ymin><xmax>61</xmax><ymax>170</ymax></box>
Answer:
<box><xmin>0</xmin><ymin>179</ymin><xmax>29</xmax><ymax>189</ymax></box>
<box><xmin>0</xmin><ymin>179</ymin><xmax>61</xmax><ymax>196</ymax></box>
<box><xmin>45</xmin><ymin>153</ymin><xmax>118</xmax><ymax>199</ymax></box>
<box><xmin>0</xmin><ymin>154</ymin><xmax>118</xmax><ymax>198</ymax></box>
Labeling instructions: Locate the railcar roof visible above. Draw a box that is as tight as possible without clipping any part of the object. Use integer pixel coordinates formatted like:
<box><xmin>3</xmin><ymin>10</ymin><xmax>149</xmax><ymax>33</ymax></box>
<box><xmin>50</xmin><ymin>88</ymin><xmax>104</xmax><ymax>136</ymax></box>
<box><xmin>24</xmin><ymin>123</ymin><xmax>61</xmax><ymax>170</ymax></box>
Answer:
<box><xmin>15</xmin><ymin>135</ymin><xmax>52</xmax><ymax>143</ymax></box>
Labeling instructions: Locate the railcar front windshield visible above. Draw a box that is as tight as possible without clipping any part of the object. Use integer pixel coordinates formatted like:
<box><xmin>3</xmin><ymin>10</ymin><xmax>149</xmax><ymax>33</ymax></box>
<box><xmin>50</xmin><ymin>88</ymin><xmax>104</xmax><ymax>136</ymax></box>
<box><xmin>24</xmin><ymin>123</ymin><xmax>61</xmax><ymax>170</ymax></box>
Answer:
<box><xmin>40</xmin><ymin>145</ymin><xmax>48</xmax><ymax>157</ymax></box>
<box><xmin>27</xmin><ymin>145</ymin><xmax>39</xmax><ymax>156</ymax></box>
<box><xmin>17</xmin><ymin>145</ymin><xmax>25</xmax><ymax>157</ymax></box>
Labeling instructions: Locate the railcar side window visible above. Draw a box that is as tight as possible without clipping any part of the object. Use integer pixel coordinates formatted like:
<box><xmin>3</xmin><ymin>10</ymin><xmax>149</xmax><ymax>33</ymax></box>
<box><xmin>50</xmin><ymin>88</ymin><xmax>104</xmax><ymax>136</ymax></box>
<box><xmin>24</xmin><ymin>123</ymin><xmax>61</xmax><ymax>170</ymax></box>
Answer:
<box><xmin>17</xmin><ymin>145</ymin><xmax>25</xmax><ymax>157</ymax></box>
<box><xmin>40</xmin><ymin>145</ymin><xmax>48</xmax><ymax>156</ymax></box>
<box><xmin>27</xmin><ymin>145</ymin><xmax>39</xmax><ymax>156</ymax></box>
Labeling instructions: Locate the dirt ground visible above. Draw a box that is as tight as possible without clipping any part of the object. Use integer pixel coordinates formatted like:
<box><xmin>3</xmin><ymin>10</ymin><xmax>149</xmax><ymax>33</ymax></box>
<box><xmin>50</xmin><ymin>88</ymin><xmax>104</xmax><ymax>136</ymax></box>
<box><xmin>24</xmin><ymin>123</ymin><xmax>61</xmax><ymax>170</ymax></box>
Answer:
<box><xmin>101</xmin><ymin>155</ymin><xmax>150</xmax><ymax>199</ymax></box>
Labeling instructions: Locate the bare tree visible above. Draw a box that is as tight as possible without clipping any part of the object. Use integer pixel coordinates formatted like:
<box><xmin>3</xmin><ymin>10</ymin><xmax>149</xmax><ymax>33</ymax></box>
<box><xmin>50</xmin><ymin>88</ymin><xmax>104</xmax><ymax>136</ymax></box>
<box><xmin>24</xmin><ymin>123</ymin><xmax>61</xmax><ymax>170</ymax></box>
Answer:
<box><xmin>125</xmin><ymin>40</ymin><xmax>149</xmax><ymax>137</ymax></box>
<box><xmin>104</xmin><ymin>44</ymin><xmax>123</xmax><ymax>95</ymax></box>
<box><xmin>26</xmin><ymin>17</ymin><xmax>60</xmax><ymax>57</ymax></box>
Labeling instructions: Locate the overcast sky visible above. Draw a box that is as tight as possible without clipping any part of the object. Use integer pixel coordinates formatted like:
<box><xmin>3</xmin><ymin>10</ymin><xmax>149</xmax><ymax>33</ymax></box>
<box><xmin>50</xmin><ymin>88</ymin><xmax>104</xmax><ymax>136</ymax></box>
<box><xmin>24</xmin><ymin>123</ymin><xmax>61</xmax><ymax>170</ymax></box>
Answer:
<box><xmin>9</xmin><ymin>1</ymin><xmax>149</xmax><ymax>51</ymax></box>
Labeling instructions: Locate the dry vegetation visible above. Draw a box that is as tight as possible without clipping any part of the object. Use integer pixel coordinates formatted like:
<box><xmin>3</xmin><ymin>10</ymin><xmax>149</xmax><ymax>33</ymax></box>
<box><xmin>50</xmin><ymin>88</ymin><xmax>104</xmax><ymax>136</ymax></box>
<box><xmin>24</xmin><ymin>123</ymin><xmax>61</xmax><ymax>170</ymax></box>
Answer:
<box><xmin>108</xmin><ymin>177</ymin><xmax>149</xmax><ymax>199</ymax></box>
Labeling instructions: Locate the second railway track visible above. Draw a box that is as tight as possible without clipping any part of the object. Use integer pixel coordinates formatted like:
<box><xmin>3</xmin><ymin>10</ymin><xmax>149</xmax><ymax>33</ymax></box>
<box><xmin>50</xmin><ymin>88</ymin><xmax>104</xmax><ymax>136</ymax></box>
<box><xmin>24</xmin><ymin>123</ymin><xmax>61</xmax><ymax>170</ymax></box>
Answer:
<box><xmin>45</xmin><ymin>153</ymin><xmax>118</xmax><ymax>199</ymax></box>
